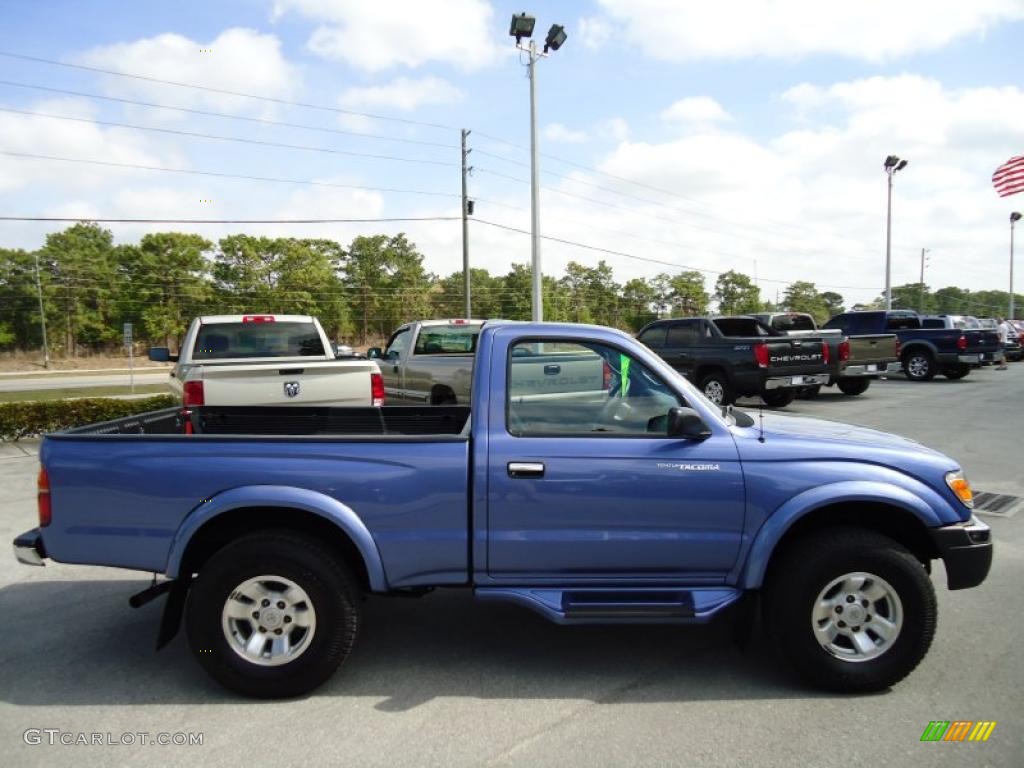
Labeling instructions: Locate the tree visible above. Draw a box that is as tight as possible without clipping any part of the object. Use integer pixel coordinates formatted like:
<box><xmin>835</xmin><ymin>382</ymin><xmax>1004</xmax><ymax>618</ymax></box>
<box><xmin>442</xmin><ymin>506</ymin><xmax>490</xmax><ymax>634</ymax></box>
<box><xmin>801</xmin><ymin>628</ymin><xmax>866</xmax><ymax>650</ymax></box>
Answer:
<box><xmin>887</xmin><ymin>283</ymin><xmax>934</xmax><ymax>314</ymax></box>
<box><xmin>39</xmin><ymin>223</ymin><xmax>119</xmax><ymax>354</ymax></box>
<box><xmin>431</xmin><ymin>268</ymin><xmax>503</xmax><ymax>319</ymax></box>
<box><xmin>713</xmin><ymin>270</ymin><xmax>760</xmax><ymax>315</ymax></box>
<box><xmin>783</xmin><ymin>281</ymin><xmax>829</xmax><ymax>324</ymax></box>
<box><xmin>621</xmin><ymin>278</ymin><xmax>657</xmax><ymax>331</ymax></box>
<box><xmin>0</xmin><ymin>248</ymin><xmax>43</xmax><ymax>348</ymax></box>
<box><xmin>820</xmin><ymin>291</ymin><xmax>845</xmax><ymax>318</ymax></box>
<box><xmin>668</xmin><ymin>271</ymin><xmax>709</xmax><ymax>316</ymax></box>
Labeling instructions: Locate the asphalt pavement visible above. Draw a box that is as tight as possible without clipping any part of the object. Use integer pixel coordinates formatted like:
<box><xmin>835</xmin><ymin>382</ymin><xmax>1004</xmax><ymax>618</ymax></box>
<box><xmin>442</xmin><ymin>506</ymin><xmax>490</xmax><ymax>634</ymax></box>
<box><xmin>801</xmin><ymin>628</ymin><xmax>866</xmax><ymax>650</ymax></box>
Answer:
<box><xmin>0</xmin><ymin>364</ymin><xmax>1021</xmax><ymax>767</ymax></box>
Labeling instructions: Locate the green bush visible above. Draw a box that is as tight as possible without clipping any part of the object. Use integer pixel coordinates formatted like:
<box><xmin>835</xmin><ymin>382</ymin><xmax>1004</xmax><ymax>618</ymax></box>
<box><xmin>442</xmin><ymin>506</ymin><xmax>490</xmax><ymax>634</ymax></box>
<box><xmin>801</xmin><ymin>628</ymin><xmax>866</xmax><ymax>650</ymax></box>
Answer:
<box><xmin>0</xmin><ymin>395</ymin><xmax>177</xmax><ymax>441</ymax></box>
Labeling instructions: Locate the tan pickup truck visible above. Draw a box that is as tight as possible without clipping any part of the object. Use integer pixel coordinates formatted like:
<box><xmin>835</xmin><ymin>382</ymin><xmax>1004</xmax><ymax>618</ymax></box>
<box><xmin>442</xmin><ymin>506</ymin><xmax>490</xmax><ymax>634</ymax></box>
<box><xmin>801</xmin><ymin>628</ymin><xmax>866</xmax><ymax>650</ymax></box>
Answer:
<box><xmin>370</xmin><ymin>319</ymin><xmax>606</xmax><ymax>405</ymax></box>
<box><xmin>753</xmin><ymin>312</ymin><xmax>899</xmax><ymax>396</ymax></box>
<box><xmin>149</xmin><ymin>314</ymin><xmax>383</xmax><ymax>408</ymax></box>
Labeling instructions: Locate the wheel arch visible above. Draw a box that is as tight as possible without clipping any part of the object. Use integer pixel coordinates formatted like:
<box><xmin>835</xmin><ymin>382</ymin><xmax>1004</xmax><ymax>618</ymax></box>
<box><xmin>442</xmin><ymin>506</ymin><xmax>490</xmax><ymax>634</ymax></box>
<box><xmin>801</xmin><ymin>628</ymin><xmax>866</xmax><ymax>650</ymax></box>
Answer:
<box><xmin>740</xmin><ymin>484</ymin><xmax>942</xmax><ymax>590</ymax></box>
<box><xmin>430</xmin><ymin>383</ymin><xmax>457</xmax><ymax>405</ymax></box>
<box><xmin>165</xmin><ymin>486</ymin><xmax>388</xmax><ymax>592</ymax></box>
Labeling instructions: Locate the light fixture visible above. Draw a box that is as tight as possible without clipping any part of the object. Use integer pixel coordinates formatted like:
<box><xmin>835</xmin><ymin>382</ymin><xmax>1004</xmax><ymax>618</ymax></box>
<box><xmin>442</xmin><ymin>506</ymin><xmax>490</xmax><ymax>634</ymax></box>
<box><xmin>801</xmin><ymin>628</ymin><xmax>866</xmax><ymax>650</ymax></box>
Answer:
<box><xmin>544</xmin><ymin>24</ymin><xmax>567</xmax><ymax>52</ymax></box>
<box><xmin>896</xmin><ymin>159</ymin><xmax>908</xmax><ymax>171</ymax></box>
<box><xmin>884</xmin><ymin>155</ymin><xmax>899</xmax><ymax>169</ymax></box>
<box><xmin>509</xmin><ymin>12</ymin><xmax>536</xmax><ymax>42</ymax></box>
<box><xmin>1012</xmin><ymin>212</ymin><xmax>1022</xmax><ymax>223</ymax></box>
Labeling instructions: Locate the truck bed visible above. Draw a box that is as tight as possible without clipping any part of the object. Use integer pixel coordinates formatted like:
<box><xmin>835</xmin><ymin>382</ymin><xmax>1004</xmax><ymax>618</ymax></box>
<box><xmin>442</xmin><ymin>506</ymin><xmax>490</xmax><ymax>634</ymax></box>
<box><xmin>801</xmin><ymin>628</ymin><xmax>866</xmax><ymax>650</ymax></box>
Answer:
<box><xmin>61</xmin><ymin>405</ymin><xmax>470</xmax><ymax>438</ymax></box>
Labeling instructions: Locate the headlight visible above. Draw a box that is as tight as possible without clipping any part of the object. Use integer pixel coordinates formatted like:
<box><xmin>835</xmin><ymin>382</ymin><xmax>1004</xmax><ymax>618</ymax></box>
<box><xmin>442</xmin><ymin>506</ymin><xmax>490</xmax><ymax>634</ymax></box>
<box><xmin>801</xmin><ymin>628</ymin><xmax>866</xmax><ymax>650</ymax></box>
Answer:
<box><xmin>945</xmin><ymin>470</ymin><xmax>974</xmax><ymax>509</ymax></box>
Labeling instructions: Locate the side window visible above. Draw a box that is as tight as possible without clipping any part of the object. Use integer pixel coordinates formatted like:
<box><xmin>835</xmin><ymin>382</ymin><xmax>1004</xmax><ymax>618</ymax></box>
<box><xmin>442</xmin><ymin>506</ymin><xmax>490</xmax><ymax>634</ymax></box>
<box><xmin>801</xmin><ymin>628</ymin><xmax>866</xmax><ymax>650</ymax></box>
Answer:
<box><xmin>665</xmin><ymin>321</ymin><xmax>697</xmax><ymax>346</ymax></box>
<box><xmin>507</xmin><ymin>340</ymin><xmax>684</xmax><ymax>437</ymax></box>
<box><xmin>823</xmin><ymin>315</ymin><xmax>848</xmax><ymax>333</ymax></box>
<box><xmin>384</xmin><ymin>328</ymin><xmax>411</xmax><ymax>360</ymax></box>
<box><xmin>637</xmin><ymin>325</ymin><xmax>666</xmax><ymax>348</ymax></box>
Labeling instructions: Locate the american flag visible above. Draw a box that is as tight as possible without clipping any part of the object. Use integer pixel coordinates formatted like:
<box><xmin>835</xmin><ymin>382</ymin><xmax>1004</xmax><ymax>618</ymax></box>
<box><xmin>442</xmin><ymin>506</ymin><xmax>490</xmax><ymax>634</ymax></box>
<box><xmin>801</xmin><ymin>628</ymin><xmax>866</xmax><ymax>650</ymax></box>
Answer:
<box><xmin>992</xmin><ymin>155</ymin><xmax>1024</xmax><ymax>197</ymax></box>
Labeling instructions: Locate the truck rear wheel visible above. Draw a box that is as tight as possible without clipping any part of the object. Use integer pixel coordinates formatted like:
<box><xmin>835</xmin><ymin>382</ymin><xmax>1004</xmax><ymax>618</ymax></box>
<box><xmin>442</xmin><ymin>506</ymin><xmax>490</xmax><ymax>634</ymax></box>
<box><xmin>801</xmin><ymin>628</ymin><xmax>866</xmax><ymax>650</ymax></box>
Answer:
<box><xmin>941</xmin><ymin>364</ymin><xmax>971</xmax><ymax>380</ymax></box>
<box><xmin>761</xmin><ymin>388</ymin><xmax>796</xmax><ymax>408</ymax></box>
<box><xmin>764</xmin><ymin>528</ymin><xmax>936</xmax><ymax>692</ymax></box>
<box><xmin>903</xmin><ymin>351</ymin><xmax>935</xmax><ymax>381</ymax></box>
<box><xmin>698</xmin><ymin>371</ymin><xmax>735</xmax><ymax>406</ymax></box>
<box><xmin>836</xmin><ymin>378</ymin><xmax>871</xmax><ymax>396</ymax></box>
<box><xmin>185</xmin><ymin>531</ymin><xmax>360</xmax><ymax>698</ymax></box>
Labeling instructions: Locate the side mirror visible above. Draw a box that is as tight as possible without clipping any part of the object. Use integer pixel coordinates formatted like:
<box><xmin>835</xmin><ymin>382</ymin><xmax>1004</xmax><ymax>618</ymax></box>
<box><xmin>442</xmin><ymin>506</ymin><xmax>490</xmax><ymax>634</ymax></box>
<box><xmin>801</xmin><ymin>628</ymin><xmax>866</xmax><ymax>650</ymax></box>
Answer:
<box><xmin>667</xmin><ymin>407</ymin><xmax>712</xmax><ymax>440</ymax></box>
<box><xmin>366</xmin><ymin>347</ymin><xmax>382</xmax><ymax>359</ymax></box>
<box><xmin>148</xmin><ymin>347</ymin><xmax>177</xmax><ymax>363</ymax></box>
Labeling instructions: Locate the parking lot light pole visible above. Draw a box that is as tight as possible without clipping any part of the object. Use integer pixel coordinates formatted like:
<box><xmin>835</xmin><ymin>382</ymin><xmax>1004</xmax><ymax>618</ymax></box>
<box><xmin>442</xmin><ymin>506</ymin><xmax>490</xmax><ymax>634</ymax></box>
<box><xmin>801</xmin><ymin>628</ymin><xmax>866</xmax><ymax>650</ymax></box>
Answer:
<box><xmin>884</xmin><ymin>155</ymin><xmax>908</xmax><ymax>310</ymax></box>
<box><xmin>510</xmin><ymin>13</ymin><xmax>567</xmax><ymax>322</ymax></box>
<box><xmin>1012</xmin><ymin>212</ymin><xmax>1021</xmax><ymax>319</ymax></box>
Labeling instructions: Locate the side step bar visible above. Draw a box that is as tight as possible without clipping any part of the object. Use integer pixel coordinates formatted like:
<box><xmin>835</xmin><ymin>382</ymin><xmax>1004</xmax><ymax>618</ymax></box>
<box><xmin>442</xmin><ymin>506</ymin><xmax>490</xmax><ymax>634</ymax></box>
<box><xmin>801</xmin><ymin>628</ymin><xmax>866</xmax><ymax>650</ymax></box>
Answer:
<box><xmin>476</xmin><ymin>586</ymin><xmax>741</xmax><ymax>625</ymax></box>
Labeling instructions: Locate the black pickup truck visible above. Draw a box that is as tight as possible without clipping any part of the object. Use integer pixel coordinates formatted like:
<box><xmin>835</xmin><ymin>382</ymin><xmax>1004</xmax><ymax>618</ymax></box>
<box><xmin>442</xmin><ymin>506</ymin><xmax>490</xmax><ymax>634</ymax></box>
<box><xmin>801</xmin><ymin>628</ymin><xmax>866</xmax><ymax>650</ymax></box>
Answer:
<box><xmin>637</xmin><ymin>316</ymin><xmax>829</xmax><ymax>407</ymax></box>
<box><xmin>823</xmin><ymin>310</ymin><xmax>1001</xmax><ymax>381</ymax></box>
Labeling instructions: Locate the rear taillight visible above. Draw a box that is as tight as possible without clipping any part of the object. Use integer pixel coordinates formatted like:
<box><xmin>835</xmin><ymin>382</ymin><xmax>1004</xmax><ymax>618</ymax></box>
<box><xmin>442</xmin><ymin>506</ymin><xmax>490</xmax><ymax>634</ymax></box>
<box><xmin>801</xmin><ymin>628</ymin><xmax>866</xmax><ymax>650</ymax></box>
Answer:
<box><xmin>822</xmin><ymin>341</ymin><xmax>830</xmax><ymax>364</ymax></box>
<box><xmin>37</xmin><ymin>466</ymin><xmax>51</xmax><ymax>527</ymax></box>
<box><xmin>602</xmin><ymin>359</ymin><xmax>612</xmax><ymax>389</ymax></box>
<box><xmin>183</xmin><ymin>380</ymin><xmax>205</xmax><ymax>406</ymax></box>
<box><xmin>838</xmin><ymin>339</ymin><xmax>850</xmax><ymax>362</ymax></box>
<box><xmin>894</xmin><ymin>339</ymin><xmax>902</xmax><ymax>358</ymax></box>
<box><xmin>371</xmin><ymin>372</ymin><xmax>385</xmax><ymax>406</ymax></box>
<box><xmin>956</xmin><ymin>334</ymin><xmax>968</xmax><ymax>350</ymax></box>
<box><xmin>754</xmin><ymin>341</ymin><xmax>769</xmax><ymax>368</ymax></box>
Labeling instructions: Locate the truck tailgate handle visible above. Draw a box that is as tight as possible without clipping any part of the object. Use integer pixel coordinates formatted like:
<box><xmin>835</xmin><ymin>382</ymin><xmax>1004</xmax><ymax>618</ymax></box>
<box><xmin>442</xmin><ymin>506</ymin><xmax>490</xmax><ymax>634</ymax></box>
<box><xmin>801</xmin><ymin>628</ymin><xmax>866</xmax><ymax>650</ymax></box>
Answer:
<box><xmin>508</xmin><ymin>462</ymin><xmax>545</xmax><ymax>478</ymax></box>
<box><xmin>544</xmin><ymin>364</ymin><xmax>561</xmax><ymax>375</ymax></box>
<box><xmin>279</xmin><ymin>368</ymin><xmax>304</xmax><ymax>375</ymax></box>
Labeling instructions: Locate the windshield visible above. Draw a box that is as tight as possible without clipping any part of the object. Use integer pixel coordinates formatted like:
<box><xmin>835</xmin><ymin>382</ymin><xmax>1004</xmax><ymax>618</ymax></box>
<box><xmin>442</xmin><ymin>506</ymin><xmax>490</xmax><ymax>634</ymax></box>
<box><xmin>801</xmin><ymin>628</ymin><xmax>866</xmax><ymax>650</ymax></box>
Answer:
<box><xmin>192</xmin><ymin>321</ymin><xmax>325</xmax><ymax>359</ymax></box>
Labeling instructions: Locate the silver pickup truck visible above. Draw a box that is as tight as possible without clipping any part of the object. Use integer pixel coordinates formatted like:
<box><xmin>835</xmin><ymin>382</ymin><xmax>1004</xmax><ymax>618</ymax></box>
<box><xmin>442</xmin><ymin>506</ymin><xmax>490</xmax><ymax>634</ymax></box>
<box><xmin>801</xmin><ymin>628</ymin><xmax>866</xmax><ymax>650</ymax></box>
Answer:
<box><xmin>370</xmin><ymin>319</ymin><xmax>606</xmax><ymax>405</ymax></box>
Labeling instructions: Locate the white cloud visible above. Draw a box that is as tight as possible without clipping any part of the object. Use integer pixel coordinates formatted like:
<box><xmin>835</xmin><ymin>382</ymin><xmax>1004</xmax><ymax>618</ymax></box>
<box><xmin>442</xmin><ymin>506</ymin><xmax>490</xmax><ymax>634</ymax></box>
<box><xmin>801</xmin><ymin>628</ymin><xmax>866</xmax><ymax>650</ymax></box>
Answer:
<box><xmin>577</xmin><ymin>16</ymin><xmax>613</xmax><ymax>50</ymax></box>
<box><xmin>77</xmin><ymin>28</ymin><xmax>298</xmax><ymax>115</ymax></box>
<box><xmin>340</xmin><ymin>77</ymin><xmax>463</xmax><ymax>112</ymax></box>
<box><xmin>661</xmin><ymin>97</ymin><xmax>732</xmax><ymax>126</ymax></box>
<box><xmin>273</xmin><ymin>0</ymin><xmax>499</xmax><ymax>71</ymax></box>
<box><xmin>543</xmin><ymin>123</ymin><xmax>588</xmax><ymax>144</ymax></box>
<box><xmin>593</xmin><ymin>0</ymin><xmax>1024</xmax><ymax>61</ymax></box>
<box><xmin>597</xmin><ymin>117</ymin><xmax>630</xmax><ymax>141</ymax></box>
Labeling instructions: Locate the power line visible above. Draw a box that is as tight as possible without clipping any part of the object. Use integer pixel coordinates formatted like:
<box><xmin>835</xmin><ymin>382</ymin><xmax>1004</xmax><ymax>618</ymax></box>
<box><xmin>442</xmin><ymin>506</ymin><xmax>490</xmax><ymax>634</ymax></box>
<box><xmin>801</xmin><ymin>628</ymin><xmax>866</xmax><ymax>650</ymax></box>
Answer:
<box><xmin>0</xmin><ymin>107</ymin><xmax>458</xmax><ymax>167</ymax></box>
<box><xmin>0</xmin><ymin>216</ymin><xmax>459</xmax><ymax>224</ymax></box>
<box><xmin>0</xmin><ymin>50</ymin><xmax>457</xmax><ymax>132</ymax></box>
<box><xmin>0</xmin><ymin>80</ymin><xmax>457</xmax><ymax>150</ymax></box>
<box><xmin>472</xmin><ymin>218</ymin><xmax>875</xmax><ymax>291</ymax></box>
<box><xmin>0</xmin><ymin>151</ymin><xmax>461</xmax><ymax>200</ymax></box>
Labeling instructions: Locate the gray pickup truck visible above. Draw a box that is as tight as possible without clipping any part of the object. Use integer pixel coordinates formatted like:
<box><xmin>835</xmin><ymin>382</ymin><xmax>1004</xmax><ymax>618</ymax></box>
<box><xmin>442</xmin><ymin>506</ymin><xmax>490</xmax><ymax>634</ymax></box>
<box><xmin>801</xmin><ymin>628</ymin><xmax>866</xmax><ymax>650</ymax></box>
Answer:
<box><xmin>754</xmin><ymin>312</ymin><xmax>899</xmax><ymax>397</ymax></box>
<box><xmin>370</xmin><ymin>319</ymin><xmax>606</xmax><ymax>405</ymax></box>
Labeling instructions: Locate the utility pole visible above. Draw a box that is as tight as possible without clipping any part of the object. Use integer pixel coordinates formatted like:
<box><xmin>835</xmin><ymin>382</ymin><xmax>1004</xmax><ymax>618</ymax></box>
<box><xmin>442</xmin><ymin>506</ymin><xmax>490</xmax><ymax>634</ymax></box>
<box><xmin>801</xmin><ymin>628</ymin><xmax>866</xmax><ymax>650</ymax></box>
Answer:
<box><xmin>918</xmin><ymin>248</ymin><xmax>929</xmax><ymax>313</ymax></box>
<box><xmin>460</xmin><ymin>128</ymin><xmax>472</xmax><ymax>318</ymax></box>
<box><xmin>883</xmin><ymin>155</ymin><xmax>908</xmax><ymax>310</ymax></box>
<box><xmin>1012</xmin><ymin>212</ymin><xmax>1021</xmax><ymax>320</ymax></box>
<box><xmin>527</xmin><ymin>39</ymin><xmax>542</xmax><ymax>322</ymax></box>
<box><xmin>33</xmin><ymin>252</ymin><xmax>50</xmax><ymax>369</ymax></box>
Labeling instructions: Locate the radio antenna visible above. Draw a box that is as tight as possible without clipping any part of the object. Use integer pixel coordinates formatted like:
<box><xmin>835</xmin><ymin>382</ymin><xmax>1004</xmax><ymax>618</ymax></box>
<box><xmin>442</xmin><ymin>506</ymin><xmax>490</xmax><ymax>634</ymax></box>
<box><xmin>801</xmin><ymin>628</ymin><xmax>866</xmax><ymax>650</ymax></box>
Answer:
<box><xmin>758</xmin><ymin>406</ymin><xmax>766</xmax><ymax>443</ymax></box>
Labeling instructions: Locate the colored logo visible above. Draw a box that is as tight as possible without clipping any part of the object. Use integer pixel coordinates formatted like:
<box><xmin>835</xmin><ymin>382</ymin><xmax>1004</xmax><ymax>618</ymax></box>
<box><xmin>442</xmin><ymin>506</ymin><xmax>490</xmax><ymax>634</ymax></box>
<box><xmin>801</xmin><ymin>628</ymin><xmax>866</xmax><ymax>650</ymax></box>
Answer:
<box><xmin>920</xmin><ymin>721</ymin><xmax>996</xmax><ymax>742</ymax></box>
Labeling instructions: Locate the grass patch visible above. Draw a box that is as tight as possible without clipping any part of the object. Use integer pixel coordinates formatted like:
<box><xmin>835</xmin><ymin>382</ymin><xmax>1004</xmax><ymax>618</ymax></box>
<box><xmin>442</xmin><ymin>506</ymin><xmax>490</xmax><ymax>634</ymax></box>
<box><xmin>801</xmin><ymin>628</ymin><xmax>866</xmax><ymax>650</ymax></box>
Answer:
<box><xmin>0</xmin><ymin>384</ymin><xmax>172</xmax><ymax>403</ymax></box>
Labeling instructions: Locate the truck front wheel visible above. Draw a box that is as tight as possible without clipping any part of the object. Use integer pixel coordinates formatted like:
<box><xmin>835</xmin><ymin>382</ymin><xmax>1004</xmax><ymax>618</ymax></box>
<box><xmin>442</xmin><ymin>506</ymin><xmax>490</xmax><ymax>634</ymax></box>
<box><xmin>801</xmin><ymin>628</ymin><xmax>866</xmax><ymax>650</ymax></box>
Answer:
<box><xmin>765</xmin><ymin>528</ymin><xmax>936</xmax><ymax>692</ymax></box>
<box><xmin>761</xmin><ymin>388</ymin><xmax>796</xmax><ymax>408</ymax></box>
<box><xmin>698</xmin><ymin>372</ymin><xmax>735</xmax><ymax>406</ymax></box>
<box><xmin>903</xmin><ymin>351</ymin><xmax>935</xmax><ymax>381</ymax></box>
<box><xmin>185</xmin><ymin>531</ymin><xmax>360</xmax><ymax>698</ymax></box>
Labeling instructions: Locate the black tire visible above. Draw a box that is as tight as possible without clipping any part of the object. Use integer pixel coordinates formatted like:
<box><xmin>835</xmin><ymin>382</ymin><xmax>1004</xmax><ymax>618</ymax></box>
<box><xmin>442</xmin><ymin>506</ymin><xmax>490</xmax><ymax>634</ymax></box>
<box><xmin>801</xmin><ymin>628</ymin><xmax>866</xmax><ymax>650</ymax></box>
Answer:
<box><xmin>796</xmin><ymin>385</ymin><xmax>822</xmax><ymax>399</ymax></box>
<box><xmin>698</xmin><ymin>371</ymin><xmax>735</xmax><ymax>406</ymax></box>
<box><xmin>761</xmin><ymin>388</ymin><xmax>796</xmax><ymax>408</ymax></box>
<box><xmin>764</xmin><ymin>528</ymin><xmax>936</xmax><ymax>693</ymax></box>
<box><xmin>902</xmin><ymin>350</ymin><xmax>935</xmax><ymax>381</ymax></box>
<box><xmin>836</xmin><ymin>378</ymin><xmax>871</xmax><ymax>396</ymax></box>
<box><xmin>431</xmin><ymin>387</ymin><xmax>457</xmax><ymax>406</ymax></box>
<box><xmin>185</xmin><ymin>530</ymin><xmax>361</xmax><ymax>698</ymax></box>
<box><xmin>941</xmin><ymin>364</ymin><xmax>971</xmax><ymax>380</ymax></box>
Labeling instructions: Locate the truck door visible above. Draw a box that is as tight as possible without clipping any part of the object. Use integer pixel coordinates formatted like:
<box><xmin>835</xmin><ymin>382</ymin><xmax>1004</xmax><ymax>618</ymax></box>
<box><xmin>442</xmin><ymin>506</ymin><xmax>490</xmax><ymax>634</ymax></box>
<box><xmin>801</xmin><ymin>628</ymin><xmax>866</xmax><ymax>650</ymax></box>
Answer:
<box><xmin>485</xmin><ymin>336</ymin><xmax>745</xmax><ymax>582</ymax></box>
<box><xmin>381</xmin><ymin>327</ymin><xmax>411</xmax><ymax>402</ymax></box>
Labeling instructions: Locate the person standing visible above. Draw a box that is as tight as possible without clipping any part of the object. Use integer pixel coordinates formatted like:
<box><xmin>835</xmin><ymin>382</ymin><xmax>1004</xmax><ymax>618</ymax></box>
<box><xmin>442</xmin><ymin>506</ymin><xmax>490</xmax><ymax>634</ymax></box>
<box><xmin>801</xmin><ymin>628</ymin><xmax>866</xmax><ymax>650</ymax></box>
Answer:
<box><xmin>996</xmin><ymin>317</ymin><xmax>1012</xmax><ymax>370</ymax></box>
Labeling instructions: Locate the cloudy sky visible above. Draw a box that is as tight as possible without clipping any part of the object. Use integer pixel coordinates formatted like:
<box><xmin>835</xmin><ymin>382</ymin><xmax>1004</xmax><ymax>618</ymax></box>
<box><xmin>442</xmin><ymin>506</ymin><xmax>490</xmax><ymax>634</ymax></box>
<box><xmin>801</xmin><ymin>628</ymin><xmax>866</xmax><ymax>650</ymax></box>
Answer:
<box><xmin>1</xmin><ymin>0</ymin><xmax>1022</xmax><ymax>307</ymax></box>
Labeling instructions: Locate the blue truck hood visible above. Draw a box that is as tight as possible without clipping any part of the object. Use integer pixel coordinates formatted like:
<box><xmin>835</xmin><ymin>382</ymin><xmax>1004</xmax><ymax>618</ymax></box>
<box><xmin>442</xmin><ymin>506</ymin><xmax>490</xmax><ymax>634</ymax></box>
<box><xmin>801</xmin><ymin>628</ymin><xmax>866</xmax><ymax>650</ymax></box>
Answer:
<box><xmin>731</xmin><ymin>412</ymin><xmax>956</xmax><ymax>471</ymax></box>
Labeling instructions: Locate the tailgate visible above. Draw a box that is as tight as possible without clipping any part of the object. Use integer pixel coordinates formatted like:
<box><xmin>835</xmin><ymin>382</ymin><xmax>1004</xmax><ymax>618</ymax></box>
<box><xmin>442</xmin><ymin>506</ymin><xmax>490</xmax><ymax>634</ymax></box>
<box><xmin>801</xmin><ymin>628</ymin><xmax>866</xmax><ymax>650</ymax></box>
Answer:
<box><xmin>196</xmin><ymin>360</ymin><xmax>377</xmax><ymax>406</ymax></box>
<box><xmin>847</xmin><ymin>334</ymin><xmax>898</xmax><ymax>365</ymax></box>
<box><xmin>765</xmin><ymin>337</ymin><xmax>827</xmax><ymax>373</ymax></box>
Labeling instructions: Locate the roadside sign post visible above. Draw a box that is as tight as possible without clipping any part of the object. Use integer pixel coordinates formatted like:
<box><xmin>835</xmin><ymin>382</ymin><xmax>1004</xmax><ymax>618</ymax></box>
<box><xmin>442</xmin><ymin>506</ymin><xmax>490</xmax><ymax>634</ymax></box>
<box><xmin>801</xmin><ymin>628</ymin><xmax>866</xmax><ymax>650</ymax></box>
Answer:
<box><xmin>123</xmin><ymin>323</ymin><xmax>134</xmax><ymax>394</ymax></box>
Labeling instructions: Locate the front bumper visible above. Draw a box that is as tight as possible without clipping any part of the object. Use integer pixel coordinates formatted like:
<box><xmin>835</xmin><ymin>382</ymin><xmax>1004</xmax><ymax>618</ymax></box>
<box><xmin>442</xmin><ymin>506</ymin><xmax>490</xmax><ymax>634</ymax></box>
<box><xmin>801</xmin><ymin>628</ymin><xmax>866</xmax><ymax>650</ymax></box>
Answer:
<box><xmin>763</xmin><ymin>374</ymin><xmax>828</xmax><ymax>390</ymax></box>
<box><xmin>13</xmin><ymin>528</ymin><xmax>47</xmax><ymax>567</ymax></box>
<box><xmin>929</xmin><ymin>516</ymin><xmax>992</xmax><ymax>590</ymax></box>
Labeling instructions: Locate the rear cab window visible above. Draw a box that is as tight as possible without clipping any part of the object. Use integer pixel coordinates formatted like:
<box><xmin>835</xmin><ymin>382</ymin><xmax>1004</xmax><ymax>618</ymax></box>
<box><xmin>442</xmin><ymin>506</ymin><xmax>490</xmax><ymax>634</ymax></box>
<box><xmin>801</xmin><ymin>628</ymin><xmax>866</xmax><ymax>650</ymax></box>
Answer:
<box><xmin>712</xmin><ymin>318</ymin><xmax>772</xmax><ymax>337</ymax></box>
<box><xmin>192</xmin><ymin>320</ymin><xmax>324</xmax><ymax>359</ymax></box>
<box><xmin>768</xmin><ymin>314</ymin><xmax>816</xmax><ymax>332</ymax></box>
<box><xmin>413</xmin><ymin>323</ymin><xmax>482</xmax><ymax>355</ymax></box>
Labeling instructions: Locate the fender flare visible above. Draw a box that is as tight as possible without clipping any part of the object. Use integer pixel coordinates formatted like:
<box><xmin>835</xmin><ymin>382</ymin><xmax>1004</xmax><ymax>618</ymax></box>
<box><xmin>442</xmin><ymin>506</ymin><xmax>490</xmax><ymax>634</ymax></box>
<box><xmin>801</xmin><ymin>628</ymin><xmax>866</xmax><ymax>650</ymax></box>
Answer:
<box><xmin>163</xmin><ymin>485</ymin><xmax>388</xmax><ymax>592</ymax></box>
<box><xmin>739</xmin><ymin>480</ymin><xmax>943</xmax><ymax>590</ymax></box>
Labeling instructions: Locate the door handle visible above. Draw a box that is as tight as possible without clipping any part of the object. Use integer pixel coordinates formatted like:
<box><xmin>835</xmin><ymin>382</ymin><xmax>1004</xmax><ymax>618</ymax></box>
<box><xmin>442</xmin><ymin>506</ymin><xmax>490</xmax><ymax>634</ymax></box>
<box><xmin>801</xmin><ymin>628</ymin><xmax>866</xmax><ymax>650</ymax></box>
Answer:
<box><xmin>508</xmin><ymin>462</ymin><xmax>545</xmax><ymax>478</ymax></box>
<box><xmin>543</xmin><ymin>364</ymin><xmax>561</xmax><ymax>375</ymax></box>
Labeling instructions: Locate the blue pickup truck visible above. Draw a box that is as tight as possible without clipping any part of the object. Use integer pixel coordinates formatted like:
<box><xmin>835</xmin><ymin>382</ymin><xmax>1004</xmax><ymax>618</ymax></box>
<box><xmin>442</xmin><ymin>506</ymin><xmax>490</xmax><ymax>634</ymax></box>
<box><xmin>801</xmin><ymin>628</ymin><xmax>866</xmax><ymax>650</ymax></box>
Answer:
<box><xmin>14</xmin><ymin>322</ymin><xmax>992</xmax><ymax>698</ymax></box>
<box><xmin>823</xmin><ymin>310</ymin><xmax>1001</xmax><ymax>381</ymax></box>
